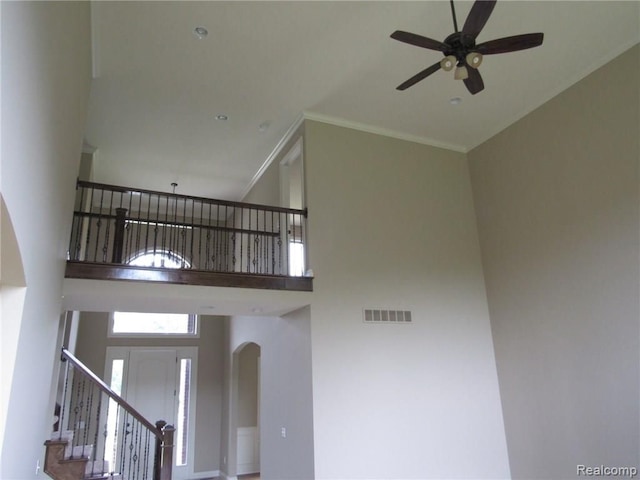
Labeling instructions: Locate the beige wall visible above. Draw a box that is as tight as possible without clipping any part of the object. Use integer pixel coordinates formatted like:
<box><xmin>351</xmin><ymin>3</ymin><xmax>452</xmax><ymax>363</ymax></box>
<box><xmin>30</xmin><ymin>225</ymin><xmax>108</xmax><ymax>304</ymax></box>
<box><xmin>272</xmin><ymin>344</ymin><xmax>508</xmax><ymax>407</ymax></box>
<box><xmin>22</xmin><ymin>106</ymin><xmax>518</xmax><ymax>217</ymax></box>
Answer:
<box><xmin>75</xmin><ymin>312</ymin><xmax>226</xmax><ymax>475</ymax></box>
<box><xmin>468</xmin><ymin>44</ymin><xmax>639</xmax><ymax>479</ymax></box>
<box><xmin>243</xmin><ymin>119</ymin><xmax>511</xmax><ymax>478</ymax></box>
<box><xmin>0</xmin><ymin>2</ymin><xmax>92</xmax><ymax>478</ymax></box>
<box><xmin>304</xmin><ymin>121</ymin><xmax>510</xmax><ymax>479</ymax></box>
<box><xmin>222</xmin><ymin>308</ymin><xmax>315</xmax><ymax>480</ymax></box>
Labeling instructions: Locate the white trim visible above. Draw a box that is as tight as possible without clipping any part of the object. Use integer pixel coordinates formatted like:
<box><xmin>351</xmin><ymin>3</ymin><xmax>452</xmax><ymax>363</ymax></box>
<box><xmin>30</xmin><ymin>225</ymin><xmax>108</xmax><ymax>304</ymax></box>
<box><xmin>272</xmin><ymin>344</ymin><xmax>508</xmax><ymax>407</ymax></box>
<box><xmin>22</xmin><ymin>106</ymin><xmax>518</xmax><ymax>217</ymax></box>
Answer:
<box><xmin>188</xmin><ymin>470</ymin><xmax>220</xmax><ymax>480</ymax></box>
<box><xmin>82</xmin><ymin>143</ymin><xmax>97</xmax><ymax>154</ymax></box>
<box><xmin>108</xmin><ymin>311</ymin><xmax>200</xmax><ymax>339</ymax></box>
<box><xmin>176</xmin><ymin>347</ymin><xmax>199</xmax><ymax>480</ymax></box>
<box><xmin>219</xmin><ymin>473</ymin><xmax>237</xmax><ymax>480</ymax></box>
<box><xmin>104</xmin><ymin>346</ymin><xmax>200</xmax><ymax>480</ymax></box>
<box><xmin>241</xmin><ymin>113</ymin><xmax>305</xmax><ymax>200</ymax></box>
<box><xmin>302</xmin><ymin>111</ymin><xmax>468</xmax><ymax>153</ymax></box>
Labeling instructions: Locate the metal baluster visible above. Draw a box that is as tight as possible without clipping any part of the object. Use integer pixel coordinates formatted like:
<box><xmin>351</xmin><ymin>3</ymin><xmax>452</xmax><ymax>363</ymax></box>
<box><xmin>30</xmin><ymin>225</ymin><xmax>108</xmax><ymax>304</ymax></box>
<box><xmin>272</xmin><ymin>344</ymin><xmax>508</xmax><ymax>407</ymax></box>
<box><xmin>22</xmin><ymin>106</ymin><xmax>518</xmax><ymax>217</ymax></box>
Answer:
<box><xmin>143</xmin><ymin>191</ymin><xmax>152</xmax><ymax>259</ymax></box>
<box><xmin>205</xmin><ymin>202</ymin><xmax>212</xmax><ymax>271</ymax></box>
<box><xmin>271</xmin><ymin>210</ymin><xmax>276</xmax><ymax>274</ymax></box>
<box><xmin>58</xmin><ymin>357</ymin><xmax>71</xmax><ymax>439</ymax></box>
<box><xmin>258</xmin><ymin>209</ymin><xmax>264</xmax><ymax>273</ymax></box>
<box><xmin>239</xmin><ymin>207</ymin><xmax>244</xmax><ymax>273</ymax></box>
<box><xmin>70</xmin><ymin>373</ymin><xmax>83</xmax><ymax>457</ymax></box>
<box><xmin>153</xmin><ymin>193</ymin><xmax>160</xmax><ymax>261</ymax></box>
<box><xmin>215</xmin><ymin>202</ymin><xmax>221</xmax><ymax>271</ymax></box>
<box><xmin>73</xmin><ymin>184</ymin><xmax>86</xmax><ymax>260</ymax></box>
<box><xmin>264</xmin><ymin>210</ymin><xmax>268</xmax><ymax>273</ymax></box>
<box><xmin>220</xmin><ymin>205</ymin><xmax>225</xmax><ymax>272</ymax></box>
<box><xmin>188</xmin><ymin>198</ymin><xmax>194</xmax><ymax>268</ymax></box>
<box><xmin>104</xmin><ymin>188</ymin><xmax>115</xmax><ymax>262</ymax></box>
<box><xmin>248</xmin><ymin>208</ymin><xmax>254</xmax><ymax>272</ymax></box>
<box><xmin>89</xmin><ymin>386</ymin><xmax>103</xmax><ymax>477</ymax></box>
<box><xmin>123</xmin><ymin>413</ymin><xmax>132</xmax><ymax>479</ymax></box>
<box><xmin>141</xmin><ymin>428</ymin><xmax>150</xmax><ymax>480</ymax></box>
<box><xmin>131</xmin><ymin>419</ymin><xmax>140</xmax><ymax>480</ymax></box>
<box><xmin>113</xmin><ymin>404</ymin><xmax>122</xmax><ymax>476</ymax></box>
<box><xmin>161</xmin><ymin>194</ymin><xmax>169</xmax><ymax>266</ymax></box>
<box><xmin>125</xmin><ymin>189</ymin><xmax>134</xmax><ymax>262</ymax></box>
<box><xmin>231</xmin><ymin>230</ymin><xmax>236</xmax><ymax>272</ymax></box>
<box><xmin>137</xmin><ymin>190</ymin><xmax>145</xmax><ymax>259</ymax></box>
<box><xmin>196</xmin><ymin>200</ymin><xmax>202</xmax><ymax>270</ymax></box>
<box><xmin>98</xmin><ymin>390</ymin><xmax>110</xmax><ymax>476</ymax></box>
<box><xmin>82</xmin><ymin>377</ymin><xmax>94</xmax><ymax>457</ymax></box>
<box><xmin>85</xmin><ymin>187</ymin><xmax>98</xmax><ymax>261</ymax></box>
<box><xmin>181</xmin><ymin>194</ymin><xmax>187</xmax><ymax>266</ymax></box>
<box><xmin>277</xmin><ymin>212</ymin><xmax>283</xmax><ymax>275</ymax></box>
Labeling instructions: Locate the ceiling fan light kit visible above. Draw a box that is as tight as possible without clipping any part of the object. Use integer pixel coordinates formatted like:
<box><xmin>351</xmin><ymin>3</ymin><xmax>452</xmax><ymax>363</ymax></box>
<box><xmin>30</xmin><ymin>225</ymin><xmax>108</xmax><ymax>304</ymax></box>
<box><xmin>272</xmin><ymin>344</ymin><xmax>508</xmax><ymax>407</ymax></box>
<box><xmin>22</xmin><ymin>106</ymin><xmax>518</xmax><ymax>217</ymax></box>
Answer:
<box><xmin>391</xmin><ymin>0</ymin><xmax>544</xmax><ymax>94</ymax></box>
<box><xmin>440</xmin><ymin>55</ymin><xmax>457</xmax><ymax>71</ymax></box>
<box><xmin>466</xmin><ymin>52</ymin><xmax>483</xmax><ymax>68</ymax></box>
<box><xmin>454</xmin><ymin>65</ymin><xmax>469</xmax><ymax>80</ymax></box>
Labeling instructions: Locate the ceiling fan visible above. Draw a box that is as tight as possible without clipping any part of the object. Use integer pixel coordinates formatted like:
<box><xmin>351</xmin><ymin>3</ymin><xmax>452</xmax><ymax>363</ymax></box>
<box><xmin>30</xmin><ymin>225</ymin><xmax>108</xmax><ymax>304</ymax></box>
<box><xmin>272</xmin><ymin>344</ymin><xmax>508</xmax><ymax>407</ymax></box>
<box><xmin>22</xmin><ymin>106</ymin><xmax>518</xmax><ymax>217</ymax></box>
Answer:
<box><xmin>390</xmin><ymin>0</ymin><xmax>544</xmax><ymax>94</ymax></box>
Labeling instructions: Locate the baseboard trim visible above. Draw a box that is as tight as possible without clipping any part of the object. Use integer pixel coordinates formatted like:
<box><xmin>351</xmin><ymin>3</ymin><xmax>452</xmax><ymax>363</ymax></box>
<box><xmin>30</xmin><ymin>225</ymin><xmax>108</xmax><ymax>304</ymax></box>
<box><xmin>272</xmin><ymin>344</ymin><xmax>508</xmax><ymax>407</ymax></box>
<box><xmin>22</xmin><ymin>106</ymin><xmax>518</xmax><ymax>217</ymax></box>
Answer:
<box><xmin>189</xmin><ymin>469</ymin><xmax>220</xmax><ymax>480</ymax></box>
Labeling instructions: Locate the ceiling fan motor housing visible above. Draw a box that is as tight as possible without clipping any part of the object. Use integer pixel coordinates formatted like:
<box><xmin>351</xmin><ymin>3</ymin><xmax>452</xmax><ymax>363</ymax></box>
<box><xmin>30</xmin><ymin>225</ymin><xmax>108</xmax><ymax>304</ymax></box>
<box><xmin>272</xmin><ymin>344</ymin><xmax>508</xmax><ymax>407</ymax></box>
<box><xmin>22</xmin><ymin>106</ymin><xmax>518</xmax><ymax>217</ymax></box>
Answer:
<box><xmin>443</xmin><ymin>32</ymin><xmax>477</xmax><ymax>65</ymax></box>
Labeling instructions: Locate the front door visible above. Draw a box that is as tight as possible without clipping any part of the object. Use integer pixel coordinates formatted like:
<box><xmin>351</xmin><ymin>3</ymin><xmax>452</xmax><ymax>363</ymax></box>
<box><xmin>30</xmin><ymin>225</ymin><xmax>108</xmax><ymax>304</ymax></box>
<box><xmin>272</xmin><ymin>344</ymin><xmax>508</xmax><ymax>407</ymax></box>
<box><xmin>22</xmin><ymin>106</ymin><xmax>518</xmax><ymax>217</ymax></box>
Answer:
<box><xmin>105</xmin><ymin>347</ymin><xmax>195</xmax><ymax>480</ymax></box>
<box><xmin>126</xmin><ymin>349</ymin><xmax>177</xmax><ymax>428</ymax></box>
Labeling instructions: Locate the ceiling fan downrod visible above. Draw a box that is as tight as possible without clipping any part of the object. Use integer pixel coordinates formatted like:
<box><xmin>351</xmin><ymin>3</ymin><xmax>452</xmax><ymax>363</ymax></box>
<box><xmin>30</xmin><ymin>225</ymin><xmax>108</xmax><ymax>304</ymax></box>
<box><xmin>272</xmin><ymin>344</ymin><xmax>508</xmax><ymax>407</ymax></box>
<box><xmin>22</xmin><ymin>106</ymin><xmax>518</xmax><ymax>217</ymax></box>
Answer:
<box><xmin>449</xmin><ymin>0</ymin><xmax>459</xmax><ymax>33</ymax></box>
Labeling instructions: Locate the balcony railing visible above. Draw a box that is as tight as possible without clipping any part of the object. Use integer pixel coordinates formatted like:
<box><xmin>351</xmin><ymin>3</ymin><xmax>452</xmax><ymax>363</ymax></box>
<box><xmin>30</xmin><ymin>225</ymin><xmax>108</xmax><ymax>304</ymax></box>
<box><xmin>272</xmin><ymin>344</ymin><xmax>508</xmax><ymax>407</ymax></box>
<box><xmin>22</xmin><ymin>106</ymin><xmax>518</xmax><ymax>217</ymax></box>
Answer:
<box><xmin>66</xmin><ymin>180</ymin><xmax>311</xmax><ymax>291</ymax></box>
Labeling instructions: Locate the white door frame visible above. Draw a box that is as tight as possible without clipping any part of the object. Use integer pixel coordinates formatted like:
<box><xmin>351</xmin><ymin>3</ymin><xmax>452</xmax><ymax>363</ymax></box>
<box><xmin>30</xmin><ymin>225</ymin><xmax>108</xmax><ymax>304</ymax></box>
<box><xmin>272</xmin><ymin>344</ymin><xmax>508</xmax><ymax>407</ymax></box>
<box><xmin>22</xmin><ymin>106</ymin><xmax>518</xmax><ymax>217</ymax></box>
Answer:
<box><xmin>104</xmin><ymin>346</ymin><xmax>198</xmax><ymax>480</ymax></box>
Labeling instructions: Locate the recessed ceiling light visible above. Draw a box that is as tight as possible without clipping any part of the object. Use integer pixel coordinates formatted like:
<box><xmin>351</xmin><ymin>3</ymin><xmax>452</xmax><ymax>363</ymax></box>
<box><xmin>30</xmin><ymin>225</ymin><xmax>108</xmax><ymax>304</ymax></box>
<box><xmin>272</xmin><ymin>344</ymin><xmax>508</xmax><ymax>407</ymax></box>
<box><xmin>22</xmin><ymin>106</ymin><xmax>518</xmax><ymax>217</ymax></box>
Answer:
<box><xmin>193</xmin><ymin>26</ymin><xmax>208</xmax><ymax>39</ymax></box>
<box><xmin>449</xmin><ymin>97</ymin><xmax>462</xmax><ymax>105</ymax></box>
<box><xmin>215</xmin><ymin>114</ymin><xmax>228</xmax><ymax>121</ymax></box>
<box><xmin>258</xmin><ymin>121</ymin><xmax>271</xmax><ymax>132</ymax></box>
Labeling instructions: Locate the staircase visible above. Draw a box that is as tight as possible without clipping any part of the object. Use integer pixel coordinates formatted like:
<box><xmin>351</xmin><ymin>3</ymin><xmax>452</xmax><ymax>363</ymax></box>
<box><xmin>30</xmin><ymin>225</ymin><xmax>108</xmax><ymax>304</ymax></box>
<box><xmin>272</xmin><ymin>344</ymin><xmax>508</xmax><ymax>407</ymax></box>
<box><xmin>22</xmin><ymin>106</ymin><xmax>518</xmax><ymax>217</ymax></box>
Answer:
<box><xmin>44</xmin><ymin>348</ymin><xmax>174</xmax><ymax>480</ymax></box>
<box><xmin>44</xmin><ymin>433</ymin><xmax>110</xmax><ymax>480</ymax></box>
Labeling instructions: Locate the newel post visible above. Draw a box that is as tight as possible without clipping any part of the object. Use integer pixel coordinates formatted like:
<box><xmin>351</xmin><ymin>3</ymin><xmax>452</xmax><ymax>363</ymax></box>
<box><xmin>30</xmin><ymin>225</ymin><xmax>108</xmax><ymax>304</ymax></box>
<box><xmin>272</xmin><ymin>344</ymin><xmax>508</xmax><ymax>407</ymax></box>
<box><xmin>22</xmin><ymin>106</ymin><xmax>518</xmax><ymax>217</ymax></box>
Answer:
<box><xmin>154</xmin><ymin>420</ymin><xmax>175</xmax><ymax>480</ymax></box>
<box><xmin>111</xmin><ymin>207</ymin><xmax>128</xmax><ymax>263</ymax></box>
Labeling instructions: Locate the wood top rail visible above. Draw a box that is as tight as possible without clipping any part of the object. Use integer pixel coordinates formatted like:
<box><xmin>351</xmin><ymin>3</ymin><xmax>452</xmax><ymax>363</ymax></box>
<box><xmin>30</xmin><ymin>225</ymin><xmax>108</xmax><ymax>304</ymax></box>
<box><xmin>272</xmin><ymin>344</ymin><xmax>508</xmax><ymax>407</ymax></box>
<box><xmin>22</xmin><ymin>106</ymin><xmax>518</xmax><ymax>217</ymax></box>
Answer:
<box><xmin>60</xmin><ymin>347</ymin><xmax>163</xmax><ymax>440</ymax></box>
<box><xmin>77</xmin><ymin>179</ymin><xmax>308</xmax><ymax>216</ymax></box>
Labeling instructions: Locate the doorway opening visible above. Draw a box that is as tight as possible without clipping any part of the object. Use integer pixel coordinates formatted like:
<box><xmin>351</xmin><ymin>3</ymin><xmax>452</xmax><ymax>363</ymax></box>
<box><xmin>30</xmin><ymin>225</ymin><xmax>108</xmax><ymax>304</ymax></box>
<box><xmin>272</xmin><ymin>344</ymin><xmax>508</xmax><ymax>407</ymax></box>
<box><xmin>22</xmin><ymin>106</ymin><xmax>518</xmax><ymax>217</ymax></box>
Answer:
<box><xmin>104</xmin><ymin>346</ymin><xmax>198</xmax><ymax>480</ymax></box>
<box><xmin>280</xmin><ymin>137</ymin><xmax>307</xmax><ymax>277</ymax></box>
<box><xmin>233</xmin><ymin>342</ymin><xmax>261</xmax><ymax>478</ymax></box>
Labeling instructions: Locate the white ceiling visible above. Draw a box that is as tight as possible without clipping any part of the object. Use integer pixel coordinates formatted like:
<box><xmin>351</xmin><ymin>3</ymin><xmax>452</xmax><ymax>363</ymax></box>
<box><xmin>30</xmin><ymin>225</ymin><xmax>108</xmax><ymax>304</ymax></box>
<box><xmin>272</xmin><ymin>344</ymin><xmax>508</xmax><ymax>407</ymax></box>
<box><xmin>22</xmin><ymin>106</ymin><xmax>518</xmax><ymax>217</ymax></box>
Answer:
<box><xmin>85</xmin><ymin>1</ymin><xmax>640</xmax><ymax>202</ymax></box>
<box><xmin>62</xmin><ymin>278</ymin><xmax>312</xmax><ymax>316</ymax></box>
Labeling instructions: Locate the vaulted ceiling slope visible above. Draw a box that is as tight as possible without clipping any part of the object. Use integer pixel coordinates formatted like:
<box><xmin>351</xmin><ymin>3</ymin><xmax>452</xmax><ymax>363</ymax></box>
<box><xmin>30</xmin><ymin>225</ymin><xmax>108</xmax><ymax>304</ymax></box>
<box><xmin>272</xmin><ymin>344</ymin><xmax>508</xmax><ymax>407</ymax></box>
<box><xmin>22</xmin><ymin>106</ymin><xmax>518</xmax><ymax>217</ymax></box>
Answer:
<box><xmin>84</xmin><ymin>1</ymin><xmax>640</xmax><ymax>200</ymax></box>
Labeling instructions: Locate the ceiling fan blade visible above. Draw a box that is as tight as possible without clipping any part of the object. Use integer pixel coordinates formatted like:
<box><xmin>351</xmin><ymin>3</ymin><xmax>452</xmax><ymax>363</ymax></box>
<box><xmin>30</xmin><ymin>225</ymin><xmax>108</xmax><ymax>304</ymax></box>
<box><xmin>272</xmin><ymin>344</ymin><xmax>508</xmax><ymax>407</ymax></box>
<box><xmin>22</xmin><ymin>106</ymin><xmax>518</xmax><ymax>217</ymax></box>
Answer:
<box><xmin>390</xmin><ymin>30</ymin><xmax>447</xmax><ymax>52</ymax></box>
<box><xmin>462</xmin><ymin>0</ymin><xmax>497</xmax><ymax>39</ymax></box>
<box><xmin>464</xmin><ymin>67</ymin><xmax>484</xmax><ymax>95</ymax></box>
<box><xmin>476</xmin><ymin>33</ymin><xmax>544</xmax><ymax>55</ymax></box>
<box><xmin>396</xmin><ymin>62</ymin><xmax>442</xmax><ymax>90</ymax></box>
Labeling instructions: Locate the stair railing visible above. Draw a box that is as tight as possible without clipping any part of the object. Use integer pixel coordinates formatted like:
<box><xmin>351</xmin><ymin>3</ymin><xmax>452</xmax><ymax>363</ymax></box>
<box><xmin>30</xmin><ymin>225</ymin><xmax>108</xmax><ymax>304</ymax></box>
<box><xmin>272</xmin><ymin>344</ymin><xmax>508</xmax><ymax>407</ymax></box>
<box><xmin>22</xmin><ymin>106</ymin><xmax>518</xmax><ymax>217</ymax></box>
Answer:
<box><xmin>53</xmin><ymin>348</ymin><xmax>174</xmax><ymax>480</ymax></box>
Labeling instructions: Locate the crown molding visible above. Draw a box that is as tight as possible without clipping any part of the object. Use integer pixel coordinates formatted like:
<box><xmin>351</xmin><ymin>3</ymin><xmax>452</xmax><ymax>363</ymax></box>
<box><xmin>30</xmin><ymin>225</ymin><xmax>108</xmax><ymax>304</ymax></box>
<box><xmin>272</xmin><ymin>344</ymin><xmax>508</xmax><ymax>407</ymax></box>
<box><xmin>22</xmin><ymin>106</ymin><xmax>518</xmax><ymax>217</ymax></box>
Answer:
<box><xmin>241</xmin><ymin>114</ymin><xmax>305</xmax><ymax>201</ymax></box>
<box><xmin>302</xmin><ymin>111</ymin><xmax>468</xmax><ymax>153</ymax></box>
<box><xmin>241</xmin><ymin>108</ymin><xmax>471</xmax><ymax>200</ymax></box>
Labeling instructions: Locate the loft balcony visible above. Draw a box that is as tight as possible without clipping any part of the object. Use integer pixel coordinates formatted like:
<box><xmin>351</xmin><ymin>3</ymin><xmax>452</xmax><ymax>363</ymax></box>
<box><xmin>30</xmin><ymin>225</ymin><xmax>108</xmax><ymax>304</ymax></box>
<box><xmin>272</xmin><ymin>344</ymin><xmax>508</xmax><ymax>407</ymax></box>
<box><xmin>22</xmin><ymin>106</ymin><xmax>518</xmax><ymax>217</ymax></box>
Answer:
<box><xmin>65</xmin><ymin>180</ymin><xmax>312</xmax><ymax>291</ymax></box>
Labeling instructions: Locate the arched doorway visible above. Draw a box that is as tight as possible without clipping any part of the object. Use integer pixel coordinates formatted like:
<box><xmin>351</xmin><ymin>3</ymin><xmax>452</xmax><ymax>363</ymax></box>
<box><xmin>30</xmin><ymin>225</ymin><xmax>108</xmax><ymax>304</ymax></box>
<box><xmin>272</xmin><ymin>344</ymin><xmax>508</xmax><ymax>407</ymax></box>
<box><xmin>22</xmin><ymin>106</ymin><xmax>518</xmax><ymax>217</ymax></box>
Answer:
<box><xmin>233</xmin><ymin>342</ymin><xmax>261</xmax><ymax>478</ymax></box>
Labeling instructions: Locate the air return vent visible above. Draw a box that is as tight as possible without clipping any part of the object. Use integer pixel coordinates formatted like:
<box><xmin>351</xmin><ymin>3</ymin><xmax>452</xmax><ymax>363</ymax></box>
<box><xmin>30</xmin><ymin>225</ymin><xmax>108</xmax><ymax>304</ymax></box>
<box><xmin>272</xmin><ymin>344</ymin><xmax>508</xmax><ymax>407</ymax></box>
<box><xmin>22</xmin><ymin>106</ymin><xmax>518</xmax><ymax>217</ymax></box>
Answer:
<box><xmin>363</xmin><ymin>309</ymin><xmax>412</xmax><ymax>324</ymax></box>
